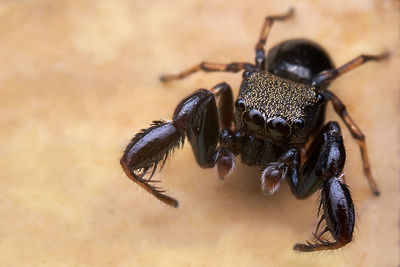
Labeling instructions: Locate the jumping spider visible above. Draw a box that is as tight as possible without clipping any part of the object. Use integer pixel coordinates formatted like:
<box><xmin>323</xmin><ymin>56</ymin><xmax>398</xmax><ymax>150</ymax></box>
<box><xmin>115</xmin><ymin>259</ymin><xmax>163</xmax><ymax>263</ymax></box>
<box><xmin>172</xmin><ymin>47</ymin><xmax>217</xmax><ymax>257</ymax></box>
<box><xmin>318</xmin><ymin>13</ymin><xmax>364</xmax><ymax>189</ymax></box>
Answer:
<box><xmin>120</xmin><ymin>9</ymin><xmax>388</xmax><ymax>252</ymax></box>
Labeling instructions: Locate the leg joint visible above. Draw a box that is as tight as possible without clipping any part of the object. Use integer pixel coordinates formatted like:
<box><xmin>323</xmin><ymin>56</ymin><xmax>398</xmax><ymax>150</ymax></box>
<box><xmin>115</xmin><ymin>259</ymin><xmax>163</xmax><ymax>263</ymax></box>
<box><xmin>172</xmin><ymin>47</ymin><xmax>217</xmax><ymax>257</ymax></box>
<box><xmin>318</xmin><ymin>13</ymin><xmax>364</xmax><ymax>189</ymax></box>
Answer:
<box><xmin>355</xmin><ymin>132</ymin><xmax>365</xmax><ymax>141</ymax></box>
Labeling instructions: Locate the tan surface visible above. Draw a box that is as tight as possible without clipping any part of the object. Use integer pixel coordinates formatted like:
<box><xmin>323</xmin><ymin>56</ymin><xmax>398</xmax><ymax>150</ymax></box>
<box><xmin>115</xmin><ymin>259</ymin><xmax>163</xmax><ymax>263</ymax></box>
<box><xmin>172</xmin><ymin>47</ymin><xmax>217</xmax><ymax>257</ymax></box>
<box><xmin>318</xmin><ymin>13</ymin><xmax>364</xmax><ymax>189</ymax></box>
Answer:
<box><xmin>0</xmin><ymin>0</ymin><xmax>399</xmax><ymax>266</ymax></box>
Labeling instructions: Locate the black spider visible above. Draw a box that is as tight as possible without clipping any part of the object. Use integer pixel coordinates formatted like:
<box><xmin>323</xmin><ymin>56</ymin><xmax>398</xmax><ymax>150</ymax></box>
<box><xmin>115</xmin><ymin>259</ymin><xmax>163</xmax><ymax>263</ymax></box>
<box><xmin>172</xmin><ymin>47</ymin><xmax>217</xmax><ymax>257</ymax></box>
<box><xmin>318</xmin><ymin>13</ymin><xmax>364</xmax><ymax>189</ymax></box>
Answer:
<box><xmin>120</xmin><ymin>9</ymin><xmax>388</xmax><ymax>251</ymax></box>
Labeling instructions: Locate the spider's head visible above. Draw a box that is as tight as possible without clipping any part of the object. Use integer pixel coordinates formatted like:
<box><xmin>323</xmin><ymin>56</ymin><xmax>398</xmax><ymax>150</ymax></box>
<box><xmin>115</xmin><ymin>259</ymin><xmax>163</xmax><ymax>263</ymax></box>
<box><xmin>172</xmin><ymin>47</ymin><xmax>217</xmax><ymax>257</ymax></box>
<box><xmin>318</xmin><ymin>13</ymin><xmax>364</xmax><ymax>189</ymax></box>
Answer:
<box><xmin>234</xmin><ymin>70</ymin><xmax>324</xmax><ymax>145</ymax></box>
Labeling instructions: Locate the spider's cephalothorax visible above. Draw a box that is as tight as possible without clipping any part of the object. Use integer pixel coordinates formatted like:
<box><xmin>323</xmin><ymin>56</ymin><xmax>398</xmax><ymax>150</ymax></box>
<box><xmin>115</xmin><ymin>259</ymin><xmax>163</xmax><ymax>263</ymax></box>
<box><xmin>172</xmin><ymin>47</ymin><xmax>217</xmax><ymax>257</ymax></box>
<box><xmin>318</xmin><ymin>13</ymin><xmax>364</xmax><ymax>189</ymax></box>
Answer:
<box><xmin>120</xmin><ymin>9</ymin><xmax>388</xmax><ymax>252</ymax></box>
<box><xmin>235</xmin><ymin>69</ymin><xmax>323</xmax><ymax>146</ymax></box>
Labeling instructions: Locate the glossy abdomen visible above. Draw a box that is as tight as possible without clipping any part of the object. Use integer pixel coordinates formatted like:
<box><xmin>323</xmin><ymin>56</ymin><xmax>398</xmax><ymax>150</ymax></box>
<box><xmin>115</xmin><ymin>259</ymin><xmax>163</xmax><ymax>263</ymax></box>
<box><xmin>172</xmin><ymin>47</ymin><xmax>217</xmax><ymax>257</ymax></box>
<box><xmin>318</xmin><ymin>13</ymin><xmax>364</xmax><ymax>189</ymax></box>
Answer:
<box><xmin>265</xmin><ymin>39</ymin><xmax>335</xmax><ymax>85</ymax></box>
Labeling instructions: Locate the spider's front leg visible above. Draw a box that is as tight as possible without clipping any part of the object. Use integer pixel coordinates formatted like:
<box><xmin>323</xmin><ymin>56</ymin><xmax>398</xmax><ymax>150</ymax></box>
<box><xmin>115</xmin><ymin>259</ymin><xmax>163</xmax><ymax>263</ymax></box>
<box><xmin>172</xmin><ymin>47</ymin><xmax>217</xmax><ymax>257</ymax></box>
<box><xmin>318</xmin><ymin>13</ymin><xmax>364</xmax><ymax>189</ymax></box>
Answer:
<box><xmin>262</xmin><ymin>122</ymin><xmax>355</xmax><ymax>251</ymax></box>
<box><xmin>121</xmin><ymin>83</ymin><xmax>237</xmax><ymax>207</ymax></box>
<box><xmin>293</xmin><ymin>121</ymin><xmax>354</xmax><ymax>251</ymax></box>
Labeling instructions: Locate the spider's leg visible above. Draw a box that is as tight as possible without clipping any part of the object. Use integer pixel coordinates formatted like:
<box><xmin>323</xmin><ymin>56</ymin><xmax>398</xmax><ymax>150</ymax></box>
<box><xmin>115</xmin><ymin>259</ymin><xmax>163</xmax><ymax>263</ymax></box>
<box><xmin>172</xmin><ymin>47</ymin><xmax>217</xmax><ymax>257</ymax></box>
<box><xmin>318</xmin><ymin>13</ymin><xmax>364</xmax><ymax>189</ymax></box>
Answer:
<box><xmin>255</xmin><ymin>8</ymin><xmax>294</xmax><ymax>68</ymax></box>
<box><xmin>121</xmin><ymin>88</ymin><xmax>219</xmax><ymax>207</ymax></box>
<box><xmin>262</xmin><ymin>122</ymin><xmax>355</xmax><ymax>251</ymax></box>
<box><xmin>280</xmin><ymin>121</ymin><xmax>355</xmax><ymax>252</ymax></box>
<box><xmin>121</xmin><ymin>82</ymin><xmax>241</xmax><ymax>206</ymax></box>
<box><xmin>323</xmin><ymin>90</ymin><xmax>380</xmax><ymax>195</ymax></box>
<box><xmin>312</xmin><ymin>52</ymin><xmax>389</xmax><ymax>87</ymax></box>
<box><xmin>160</xmin><ymin>62</ymin><xmax>254</xmax><ymax>82</ymax></box>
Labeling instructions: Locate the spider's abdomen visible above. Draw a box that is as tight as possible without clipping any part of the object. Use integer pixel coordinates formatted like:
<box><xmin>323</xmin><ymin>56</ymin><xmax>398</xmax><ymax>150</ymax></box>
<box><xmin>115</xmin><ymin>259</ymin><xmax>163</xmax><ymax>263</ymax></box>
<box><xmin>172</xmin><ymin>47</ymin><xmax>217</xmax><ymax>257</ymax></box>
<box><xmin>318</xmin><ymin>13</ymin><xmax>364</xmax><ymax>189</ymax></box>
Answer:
<box><xmin>264</xmin><ymin>39</ymin><xmax>335</xmax><ymax>85</ymax></box>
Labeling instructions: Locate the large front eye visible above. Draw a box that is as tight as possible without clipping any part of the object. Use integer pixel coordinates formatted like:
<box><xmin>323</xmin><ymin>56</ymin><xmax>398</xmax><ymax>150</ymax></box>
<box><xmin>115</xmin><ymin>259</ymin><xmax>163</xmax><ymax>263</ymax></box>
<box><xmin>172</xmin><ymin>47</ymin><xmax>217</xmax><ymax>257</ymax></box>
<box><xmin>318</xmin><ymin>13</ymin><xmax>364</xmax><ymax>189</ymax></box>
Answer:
<box><xmin>243</xmin><ymin>109</ymin><xmax>265</xmax><ymax>130</ymax></box>
<box><xmin>266</xmin><ymin>117</ymin><xmax>291</xmax><ymax>137</ymax></box>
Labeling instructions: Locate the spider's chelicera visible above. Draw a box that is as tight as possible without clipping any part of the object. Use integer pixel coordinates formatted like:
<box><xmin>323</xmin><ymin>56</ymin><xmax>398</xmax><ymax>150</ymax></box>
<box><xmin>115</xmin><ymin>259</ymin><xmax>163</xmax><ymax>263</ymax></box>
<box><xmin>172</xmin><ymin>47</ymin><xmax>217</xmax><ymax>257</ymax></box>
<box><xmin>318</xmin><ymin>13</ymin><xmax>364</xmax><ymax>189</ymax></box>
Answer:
<box><xmin>120</xmin><ymin>9</ymin><xmax>388</xmax><ymax>252</ymax></box>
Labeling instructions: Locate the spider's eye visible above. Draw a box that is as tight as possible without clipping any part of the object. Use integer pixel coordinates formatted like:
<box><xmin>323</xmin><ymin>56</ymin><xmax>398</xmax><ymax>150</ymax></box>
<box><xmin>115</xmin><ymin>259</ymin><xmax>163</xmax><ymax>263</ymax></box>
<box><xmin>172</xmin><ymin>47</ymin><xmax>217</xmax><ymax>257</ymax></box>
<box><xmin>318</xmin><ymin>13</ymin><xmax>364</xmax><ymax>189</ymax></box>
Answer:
<box><xmin>294</xmin><ymin>119</ymin><xmax>304</xmax><ymax>129</ymax></box>
<box><xmin>316</xmin><ymin>93</ymin><xmax>324</xmax><ymax>103</ymax></box>
<box><xmin>235</xmin><ymin>99</ymin><xmax>246</xmax><ymax>111</ymax></box>
<box><xmin>267</xmin><ymin>117</ymin><xmax>291</xmax><ymax>137</ymax></box>
<box><xmin>242</xmin><ymin>70</ymin><xmax>253</xmax><ymax>78</ymax></box>
<box><xmin>243</xmin><ymin>109</ymin><xmax>265</xmax><ymax>130</ymax></box>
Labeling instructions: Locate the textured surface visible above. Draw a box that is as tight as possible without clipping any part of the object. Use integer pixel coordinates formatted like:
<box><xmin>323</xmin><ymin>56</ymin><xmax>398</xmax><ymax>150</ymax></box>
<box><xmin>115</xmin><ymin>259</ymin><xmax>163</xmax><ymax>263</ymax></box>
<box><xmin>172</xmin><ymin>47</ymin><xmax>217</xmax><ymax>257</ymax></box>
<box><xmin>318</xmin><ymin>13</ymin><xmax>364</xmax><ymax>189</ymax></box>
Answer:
<box><xmin>0</xmin><ymin>0</ymin><xmax>399</xmax><ymax>266</ymax></box>
<box><xmin>238</xmin><ymin>71</ymin><xmax>318</xmax><ymax>122</ymax></box>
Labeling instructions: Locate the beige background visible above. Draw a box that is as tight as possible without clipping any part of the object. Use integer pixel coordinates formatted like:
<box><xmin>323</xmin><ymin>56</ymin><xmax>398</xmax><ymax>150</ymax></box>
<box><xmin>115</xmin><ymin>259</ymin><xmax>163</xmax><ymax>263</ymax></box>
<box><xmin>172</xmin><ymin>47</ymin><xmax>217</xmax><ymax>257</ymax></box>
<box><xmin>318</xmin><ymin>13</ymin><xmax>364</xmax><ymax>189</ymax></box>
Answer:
<box><xmin>0</xmin><ymin>0</ymin><xmax>399</xmax><ymax>266</ymax></box>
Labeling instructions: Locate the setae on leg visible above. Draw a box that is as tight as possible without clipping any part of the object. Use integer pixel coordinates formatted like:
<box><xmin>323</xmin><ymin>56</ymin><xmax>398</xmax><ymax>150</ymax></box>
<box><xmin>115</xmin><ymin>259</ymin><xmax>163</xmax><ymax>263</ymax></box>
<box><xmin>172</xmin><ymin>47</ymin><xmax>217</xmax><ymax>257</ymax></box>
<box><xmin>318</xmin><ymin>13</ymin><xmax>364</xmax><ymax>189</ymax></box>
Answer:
<box><xmin>121</xmin><ymin>82</ymin><xmax>239</xmax><ymax>207</ymax></box>
<box><xmin>264</xmin><ymin>122</ymin><xmax>355</xmax><ymax>251</ymax></box>
<box><xmin>121</xmin><ymin>88</ymin><xmax>220</xmax><ymax>207</ymax></box>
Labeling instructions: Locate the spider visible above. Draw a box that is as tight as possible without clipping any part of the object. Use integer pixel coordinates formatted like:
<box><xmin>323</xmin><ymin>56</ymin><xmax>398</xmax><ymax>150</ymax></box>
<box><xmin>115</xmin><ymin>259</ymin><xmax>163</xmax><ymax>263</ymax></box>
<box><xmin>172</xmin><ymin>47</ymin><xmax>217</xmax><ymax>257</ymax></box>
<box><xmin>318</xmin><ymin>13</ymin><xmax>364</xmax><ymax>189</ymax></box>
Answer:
<box><xmin>120</xmin><ymin>8</ymin><xmax>388</xmax><ymax>251</ymax></box>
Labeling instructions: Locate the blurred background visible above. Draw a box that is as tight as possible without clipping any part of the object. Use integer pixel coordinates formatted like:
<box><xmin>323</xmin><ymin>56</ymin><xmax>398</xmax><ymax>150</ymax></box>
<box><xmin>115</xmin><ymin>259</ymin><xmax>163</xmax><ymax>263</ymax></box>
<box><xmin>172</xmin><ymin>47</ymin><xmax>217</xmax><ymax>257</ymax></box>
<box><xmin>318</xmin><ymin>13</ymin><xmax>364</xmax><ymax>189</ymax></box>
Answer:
<box><xmin>0</xmin><ymin>0</ymin><xmax>399</xmax><ymax>266</ymax></box>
